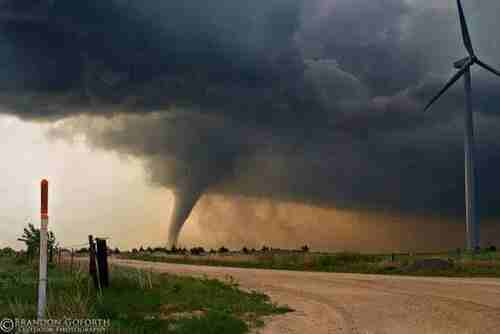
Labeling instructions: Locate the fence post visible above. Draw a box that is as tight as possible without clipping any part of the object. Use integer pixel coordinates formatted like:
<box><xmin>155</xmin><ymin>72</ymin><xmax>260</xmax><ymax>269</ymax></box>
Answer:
<box><xmin>88</xmin><ymin>235</ymin><xmax>99</xmax><ymax>289</ymax></box>
<box><xmin>49</xmin><ymin>245</ymin><xmax>53</xmax><ymax>264</ymax></box>
<box><xmin>96</xmin><ymin>239</ymin><xmax>110</xmax><ymax>288</ymax></box>
<box><xmin>70</xmin><ymin>248</ymin><xmax>74</xmax><ymax>273</ymax></box>
<box><xmin>37</xmin><ymin>179</ymin><xmax>49</xmax><ymax>320</ymax></box>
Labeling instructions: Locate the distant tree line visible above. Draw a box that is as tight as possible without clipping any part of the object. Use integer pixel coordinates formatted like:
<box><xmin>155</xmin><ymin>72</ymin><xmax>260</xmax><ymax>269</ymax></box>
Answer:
<box><xmin>124</xmin><ymin>244</ymin><xmax>312</xmax><ymax>255</ymax></box>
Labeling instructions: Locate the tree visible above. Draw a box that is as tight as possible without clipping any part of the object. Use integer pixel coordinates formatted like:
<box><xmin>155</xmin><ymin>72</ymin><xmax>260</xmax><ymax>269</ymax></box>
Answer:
<box><xmin>190</xmin><ymin>247</ymin><xmax>205</xmax><ymax>255</ymax></box>
<box><xmin>301</xmin><ymin>245</ymin><xmax>310</xmax><ymax>252</ymax></box>
<box><xmin>0</xmin><ymin>247</ymin><xmax>15</xmax><ymax>257</ymax></box>
<box><xmin>17</xmin><ymin>223</ymin><xmax>56</xmax><ymax>263</ymax></box>
<box><xmin>218</xmin><ymin>246</ymin><xmax>229</xmax><ymax>253</ymax></box>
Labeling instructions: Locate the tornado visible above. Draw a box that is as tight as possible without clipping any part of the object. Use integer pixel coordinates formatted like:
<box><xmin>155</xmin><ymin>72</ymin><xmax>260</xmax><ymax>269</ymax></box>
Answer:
<box><xmin>166</xmin><ymin>157</ymin><xmax>236</xmax><ymax>246</ymax></box>
<box><xmin>167</xmin><ymin>188</ymin><xmax>204</xmax><ymax>247</ymax></box>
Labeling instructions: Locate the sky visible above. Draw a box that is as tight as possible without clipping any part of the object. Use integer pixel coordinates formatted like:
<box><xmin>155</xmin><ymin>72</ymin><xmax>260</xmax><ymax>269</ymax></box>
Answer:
<box><xmin>0</xmin><ymin>114</ymin><xmax>180</xmax><ymax>250</ymax></box>
<box><xmin>0</xmin><ymin>0</ymin><xmax>500</xmax><ymax>251</ymax></box>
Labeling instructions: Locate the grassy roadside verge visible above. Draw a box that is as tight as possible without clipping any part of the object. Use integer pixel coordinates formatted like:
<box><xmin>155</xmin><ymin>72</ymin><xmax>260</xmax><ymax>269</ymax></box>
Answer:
<box><xmin>0</xmin><ymin>255</ymin><xmax>291</xmax><ymax>333</ymax></box>
<box><xmin>121</xmin><ymin>250</ymin><xmax>500</xmax><ymax>278</ymax></box>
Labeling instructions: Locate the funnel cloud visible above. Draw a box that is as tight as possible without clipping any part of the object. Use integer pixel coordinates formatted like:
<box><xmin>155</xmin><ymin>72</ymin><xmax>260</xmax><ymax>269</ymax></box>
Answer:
<box><xmin>2</xmin><ymin>0</ymin><xmax>500</xmax><ymax>247</ymax></box>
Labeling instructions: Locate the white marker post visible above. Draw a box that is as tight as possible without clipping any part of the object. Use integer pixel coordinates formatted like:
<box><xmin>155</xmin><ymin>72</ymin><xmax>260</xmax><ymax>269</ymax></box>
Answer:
<box><xmin>37</xmin><ymin>179</ymin><xmax>49</xmax><ymax>319</ymax></box>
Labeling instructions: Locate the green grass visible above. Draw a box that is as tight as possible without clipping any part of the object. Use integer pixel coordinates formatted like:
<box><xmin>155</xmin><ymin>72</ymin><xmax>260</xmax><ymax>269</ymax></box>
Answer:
<box><xmin>0</xmin><ymin>255</ymin><xmax>291</xmax><ymax>333</ymax></box>
<box><xmin>122</xmin><ymin>250</ymin><xmax>500</xmax><ymax>278</ymax></box>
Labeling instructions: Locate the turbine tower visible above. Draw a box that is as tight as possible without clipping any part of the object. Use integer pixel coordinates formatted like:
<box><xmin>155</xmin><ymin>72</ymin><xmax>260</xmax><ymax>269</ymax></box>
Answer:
<box><xmin>424</xmin><ymin>0</ymin><xmax>500</xmax><ymax>250</ymax></box>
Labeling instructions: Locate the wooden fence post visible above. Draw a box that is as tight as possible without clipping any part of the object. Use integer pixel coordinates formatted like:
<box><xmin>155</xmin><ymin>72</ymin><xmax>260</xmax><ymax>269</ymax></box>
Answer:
<box><xmin>70</xmin><ymin>248</ymin><xmax>74</xmax><ymax>273</ymax></box>
<box><xmin>48</xmin><ymin>245</ymin><xmax>53</xmax><ymax>264</ymax></box>
<box><xmin>88</xmin><ymin>235</ymin><xmax>99</xmax><ymax>289</ymax></box>
<box><xmin>96</xmin><ymin>239</ymin><xmax>110</xmax><ymax>288</ymax></box>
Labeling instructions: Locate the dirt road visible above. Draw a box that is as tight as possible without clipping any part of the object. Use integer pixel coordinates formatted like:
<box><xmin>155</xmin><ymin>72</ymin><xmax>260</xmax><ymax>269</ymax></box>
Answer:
<box><xmin>112</xmin><ymin>259</ymin><xmax>500</xmax><ymax>334</ymax></box>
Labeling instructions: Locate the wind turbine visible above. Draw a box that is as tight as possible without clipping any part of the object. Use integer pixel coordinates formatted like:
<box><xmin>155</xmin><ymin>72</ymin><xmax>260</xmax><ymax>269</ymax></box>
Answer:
<box><xmin>424</xmin><ymin>0</ymin><xmax>500</xmax><ymax>251</ymax></box>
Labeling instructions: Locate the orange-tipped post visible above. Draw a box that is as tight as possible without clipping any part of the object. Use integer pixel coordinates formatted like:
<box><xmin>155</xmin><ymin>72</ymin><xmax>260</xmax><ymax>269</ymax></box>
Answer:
<box><xmin>38</xmin><ymin>179</ymin><xmax>49</xmax><ymax>319</ymax></box>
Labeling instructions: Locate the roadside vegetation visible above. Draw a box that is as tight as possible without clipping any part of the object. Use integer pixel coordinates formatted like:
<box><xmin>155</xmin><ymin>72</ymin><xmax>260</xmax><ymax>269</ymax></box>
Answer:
<box><xmin>0</xmin><ymin>250</ymin><xmax>291</xmax><ymax>333</ymax></box>
<box><xmin>120</xmin><ymin>245</ymin><xmax>500</xmax><ymax>278</ymax></box>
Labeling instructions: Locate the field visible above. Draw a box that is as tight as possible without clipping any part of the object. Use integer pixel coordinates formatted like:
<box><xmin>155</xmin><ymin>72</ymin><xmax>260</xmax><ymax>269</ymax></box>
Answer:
<box><xmin>0</xmin><ymin>255</ymin><xmax>291</xmax><ymax>333</ymax></box>
<box><xmin>121</xmin><ymin>248</ymin><xmax>500</xmax><ymax>277</ymax></box>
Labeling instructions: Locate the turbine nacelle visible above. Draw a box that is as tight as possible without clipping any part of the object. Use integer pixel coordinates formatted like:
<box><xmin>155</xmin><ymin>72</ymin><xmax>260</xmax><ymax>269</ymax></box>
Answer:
<box><xmin>454</xmin><ymin>57</ymin><xmax>473</xmax><ymax>69</ymax></box>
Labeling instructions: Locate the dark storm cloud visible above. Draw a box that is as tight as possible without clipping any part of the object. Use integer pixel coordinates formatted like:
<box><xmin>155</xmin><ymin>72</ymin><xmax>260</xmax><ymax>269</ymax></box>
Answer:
<box><xmin>0</xmin><ymin>0</ymin><xmax>316</xmax><ymax>126</ymax></box>
<box><xmin>298</xmin><ymin>0</ymin><xmax>424</xmax><ymax>95</ymax></box>
<box><xmin>2</xmin><ymin>0</ymin><xmax>500</xmax><ymax>244</ymax></box>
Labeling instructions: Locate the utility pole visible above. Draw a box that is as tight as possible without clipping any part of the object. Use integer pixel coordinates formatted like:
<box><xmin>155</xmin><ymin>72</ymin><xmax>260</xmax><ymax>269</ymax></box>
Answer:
<box><xmin>37</xmin><ymin>179</ymin><xmax>49</xmax><ymax>319</ymax></box>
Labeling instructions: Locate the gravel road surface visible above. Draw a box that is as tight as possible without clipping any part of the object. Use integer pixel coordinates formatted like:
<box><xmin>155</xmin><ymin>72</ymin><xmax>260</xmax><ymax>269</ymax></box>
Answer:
<box><xmin>111</xmin><ymin>259</ymin><xmax>500</xmax><ymax>334</ymax></box>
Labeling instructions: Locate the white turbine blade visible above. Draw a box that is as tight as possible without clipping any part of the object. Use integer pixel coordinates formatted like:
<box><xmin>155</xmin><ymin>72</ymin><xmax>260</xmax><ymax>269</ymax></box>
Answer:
<box><xmin>476</xmin><ymin>59</ymin><xmax>500</xmax><ymax>78</ymax></box>
<box><xmin>424</xmin><ymin>68</ymin><xmax>467</xmax><ymax>111</ymax></box>
<box><xmin>457</xmin><ymin>0</ymin><xmax>475</xmax><ymax>56</ymax></box>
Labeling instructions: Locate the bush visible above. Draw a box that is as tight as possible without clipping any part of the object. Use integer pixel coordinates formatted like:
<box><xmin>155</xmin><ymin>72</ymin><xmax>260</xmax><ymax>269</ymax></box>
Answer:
<box><xmin>315</xmin><ymin>255</ymin><xmax>336</xmax><ymax>268</ymax></box>
<box><xmin>334</xmin><ymin>252</ymin><xmax>379</xmax><ymax>264</ymax></box>
<box><xmin>242</xmin><ymin>247</ymin><xmax>249</xmax><ymax>254</ymax></box>
<box><xmin>301</xmin><ymin>245</ymin><xmax>309</xmax><ymax>252</ymax></box>
<box><xmin>218</xmin><ymin>246</ymin><xmax>229</xmax><ymax>254</ymax></box>
<box><xmin>314</xmin><ymin>252</ymin><xmax>380</xmax><ymax>269</ymax></box>
<box><xmin>76</xmin><ymin>247</ymin><xmax>88</xmax><ymax>254</ymax></box>
<box><xmin>0</xmin><ymin>247</ymin><xmax>16</xmax><ymax>257</ymax></box>
<box><xmin>190</xmin><ymin>247</ymin><xmax>205</xmax><ymax>255</ymax></box>
<box><xmin>488</xmin><ymin>245</ymin><xmax>497</xmax><ymax>252</ymax></box>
